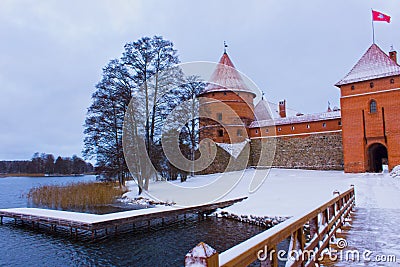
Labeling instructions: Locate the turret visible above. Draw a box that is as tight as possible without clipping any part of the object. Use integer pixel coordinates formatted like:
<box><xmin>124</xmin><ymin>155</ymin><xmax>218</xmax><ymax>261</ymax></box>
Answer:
<box><xmin>198</xmin><ymin>51</ymin><xmax>256</xmax><ymax>143</ymax></box>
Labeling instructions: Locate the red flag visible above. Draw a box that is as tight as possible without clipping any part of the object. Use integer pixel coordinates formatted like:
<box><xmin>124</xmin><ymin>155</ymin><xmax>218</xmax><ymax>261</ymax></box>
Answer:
<box><xmin>372</xmin><ymin>10</ymin><xmax>391</xmax><ymax>23</ymax></box>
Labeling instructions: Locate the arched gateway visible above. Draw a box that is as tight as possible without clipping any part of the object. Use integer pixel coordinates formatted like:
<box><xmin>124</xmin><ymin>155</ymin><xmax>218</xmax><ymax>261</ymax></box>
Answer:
<box><xmin>368</xmin><ymin>143</ymin><xmax>388</xmax><ymax>172</ymax></box>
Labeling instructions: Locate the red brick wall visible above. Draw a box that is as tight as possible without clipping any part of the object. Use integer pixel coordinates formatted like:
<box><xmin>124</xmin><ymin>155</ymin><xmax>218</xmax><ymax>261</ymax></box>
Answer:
<box><xmin>249</xmin><ymin>118</ymin><xmax>342</xmax><ymax>138</ymax></box>
<box><xmin>340</xmin><ymin>76</ymin><xmax>400</xmax><ymax>97</ymax></box>
<box><xmin>199</xmin><ymin>91</ymin><xmax>255</xmax><ymax>143</ymax></box>
<box><xmin>340</xmin><ymin>75</ymin><xmax>400</xmax><ymax>172</ymax></box>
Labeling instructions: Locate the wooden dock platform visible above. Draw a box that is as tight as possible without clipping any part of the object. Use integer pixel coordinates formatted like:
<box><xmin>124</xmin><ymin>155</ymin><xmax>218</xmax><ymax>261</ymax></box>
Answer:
<box><xmin>0</xmin><ymin>197</ymin><xmax>246</xmax><ymax>238</ymax></box>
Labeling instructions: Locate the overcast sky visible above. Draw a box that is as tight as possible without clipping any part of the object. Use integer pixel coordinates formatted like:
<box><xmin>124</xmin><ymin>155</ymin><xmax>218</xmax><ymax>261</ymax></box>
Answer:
<box><xmin>0</xmin><ymin>0</ymin><xmax>398</xmax><ymax>161</ymax></box>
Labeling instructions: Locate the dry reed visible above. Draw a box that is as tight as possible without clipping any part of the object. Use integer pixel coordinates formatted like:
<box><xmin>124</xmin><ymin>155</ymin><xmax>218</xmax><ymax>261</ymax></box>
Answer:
<box><xmin>27</xmin><ymin>182</ymin><xmax>128</xmax><ymax>212</ymax></box>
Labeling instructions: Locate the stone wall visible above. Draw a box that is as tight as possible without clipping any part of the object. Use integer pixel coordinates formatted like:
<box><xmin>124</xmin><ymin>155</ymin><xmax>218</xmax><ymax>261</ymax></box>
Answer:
<box><xmin>250</xmin><ymin>132</ymin><xmax>344</xmax><ymax>170</ymax></box>
<box><xmin>197</xmin><ymin>143</ymin><xmax>251</xmax><ymax>175</ymax></box>
<box><xmin>196</xmin><ymin>132</ymin><xmax>344</xmax><ymax>174</ymax></box>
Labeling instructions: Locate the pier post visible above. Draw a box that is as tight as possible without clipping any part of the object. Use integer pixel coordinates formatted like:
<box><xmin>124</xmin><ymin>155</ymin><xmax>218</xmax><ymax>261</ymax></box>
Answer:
<box><xmin>185</xmin><ymin>242</ymin><xmax>219</xmax><ymax>267</ymax></box>
<box><xmin>260</xmin><ymin>250</ymin><xmax>278</xmax><ymax>267</ymax></box>
<box><xmin>309</xmin><ymin>217</ymin><xmax>318</xmax><ymax>239</ymax></box>
<box><xmin>1</xmin><ymin>216</ymin><xmax>3</xmax><ymax>225</ymax></box>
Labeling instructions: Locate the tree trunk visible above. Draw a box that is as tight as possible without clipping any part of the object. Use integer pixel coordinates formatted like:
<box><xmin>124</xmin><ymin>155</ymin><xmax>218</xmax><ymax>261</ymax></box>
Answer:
<box><xmin>138</xmin><ymin>184</ymin><xmax>142</xmax><ymax>195</ymax></box>
<box><xmin>191</xmin><ymin>96</ymin><xmax>196</xmax><ymax>177</ymax></box>
<box><xmin>150</xmin><ymin>72</ymin><xmax>159</xmax><ymax>143</ymax></box>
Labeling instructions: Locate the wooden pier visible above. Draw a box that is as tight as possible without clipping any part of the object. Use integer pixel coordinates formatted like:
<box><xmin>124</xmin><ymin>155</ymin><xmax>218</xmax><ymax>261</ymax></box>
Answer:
<box><xmin>185</xmin><ymin>187</ymin><xmax>356</xmax><ymax>266</ymax></box>
<box><xmin>0</xmin><ymin>197</ymin><xmax>246</xmax><ymax>239</ymax></box>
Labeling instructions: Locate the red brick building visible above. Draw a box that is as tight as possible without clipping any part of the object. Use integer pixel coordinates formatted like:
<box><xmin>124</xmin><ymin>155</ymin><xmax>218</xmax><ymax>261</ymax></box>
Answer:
<box><xmin>336</xmin><ymin>44</ymin><xmax>400</xmax><ymax>172</ymax></box>
<box><xmin>198</xmin><ymin>52</ymin><xmax>256</xmax><ymax>144</ymax></box>
<box><xmin>198</xmin><ymin>44</ymin><xmax>400</xmax><ymax>173</ymax></box>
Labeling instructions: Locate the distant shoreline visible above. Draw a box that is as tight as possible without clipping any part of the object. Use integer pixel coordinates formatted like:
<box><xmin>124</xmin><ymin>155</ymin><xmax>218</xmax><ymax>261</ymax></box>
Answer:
<box><xmin>0</xmin><ymin>173</ymin><xmax>96</xmax><ymax>178</ymax></box>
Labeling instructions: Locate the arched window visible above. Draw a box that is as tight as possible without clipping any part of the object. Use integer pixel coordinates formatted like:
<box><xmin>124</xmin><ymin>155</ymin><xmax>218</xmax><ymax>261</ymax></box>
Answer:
<box><xmin>370</xmin><ymin>100</ymin><xmax>377</xmax><ymax>113</ymax></box>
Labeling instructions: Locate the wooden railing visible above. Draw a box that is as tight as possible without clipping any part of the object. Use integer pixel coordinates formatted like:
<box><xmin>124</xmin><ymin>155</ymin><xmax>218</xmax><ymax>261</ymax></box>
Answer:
<box><xmin>185</xmin><ymin>187</ymin><xmax>355</xmax><ymax>267</ymax></box>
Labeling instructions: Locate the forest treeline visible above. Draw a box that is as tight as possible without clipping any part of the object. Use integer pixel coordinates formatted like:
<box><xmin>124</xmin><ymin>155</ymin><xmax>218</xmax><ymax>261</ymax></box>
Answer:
<box><xmin>0</xmin><ymin>153</ymin><xmax>94</xmax><ymax>175</ymax></box>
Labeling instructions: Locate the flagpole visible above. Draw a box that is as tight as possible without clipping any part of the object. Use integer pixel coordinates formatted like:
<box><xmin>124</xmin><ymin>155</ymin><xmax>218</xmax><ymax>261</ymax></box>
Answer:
<box><xmin>371</xmin><ymin>9</ymin><xmax>375</xmax><ymax>44</ymax></box>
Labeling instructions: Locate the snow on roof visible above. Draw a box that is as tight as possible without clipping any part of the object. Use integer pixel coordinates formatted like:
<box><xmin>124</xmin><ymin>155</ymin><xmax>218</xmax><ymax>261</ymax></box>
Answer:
<box><xmin>250</xmin><ymin>110</ymin><xmax>341</xmax><ymax>128</ymax></box>
<box><xmin>216</xmin><ymin>139</ymin><xmax>249</xmax><ymax>159</ymax></box>
<box><xmin>200</xmin><ymin>52</ymin><xmax>255</xmax><ymax>95</ymax></box>
<box><xmin>336</xmin><ymin>44</ymin><xmax>400</xmax><ymax>86</ymax></box>
<box><xmin>254</xmin><ymin>99</ymin><xmax>299</xmax><ymax>121</ymax></box>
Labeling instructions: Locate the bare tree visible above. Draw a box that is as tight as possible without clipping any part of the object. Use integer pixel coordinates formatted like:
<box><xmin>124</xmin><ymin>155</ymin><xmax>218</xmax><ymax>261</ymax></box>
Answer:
<box><xmin>84</xmin><ymin>59</ymin><xmax>132</xmax><ymax>186</ymax></box>
<box><xmin>85</xmin><ymin>36</ymin><xmax>183</xmax><ymax>192</ymax></box>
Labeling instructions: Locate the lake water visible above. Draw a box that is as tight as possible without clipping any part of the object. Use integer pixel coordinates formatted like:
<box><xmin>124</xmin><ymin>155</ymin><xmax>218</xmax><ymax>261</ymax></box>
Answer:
<box><xmin>0</xmin><ymin>175</ymin><xmax>273</xmax><ymax>266</ymax></box>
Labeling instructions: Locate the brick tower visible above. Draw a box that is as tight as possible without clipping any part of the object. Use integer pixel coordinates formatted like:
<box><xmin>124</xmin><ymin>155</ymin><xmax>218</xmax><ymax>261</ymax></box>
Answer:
<box><xmin>198</xmin><ymin>51</ymin><xmax>256</xmax><ymax>144</ymax></box>
<box><xmin>336</xmin><ymin>44</ymin><xmax>400</xmax><ymax>172</ymax></box>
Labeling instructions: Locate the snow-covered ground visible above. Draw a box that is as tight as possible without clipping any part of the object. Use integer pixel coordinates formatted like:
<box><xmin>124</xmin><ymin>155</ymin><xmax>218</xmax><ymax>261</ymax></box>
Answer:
<box><xmin>126</xmin><ymin>168</ymin><xmax>400</xmax><ymax>266</ymax></box>
<box><xmin>125</xmin><ymin>168</ymin><xmax>400</xmax><ymax>217</ymax></box>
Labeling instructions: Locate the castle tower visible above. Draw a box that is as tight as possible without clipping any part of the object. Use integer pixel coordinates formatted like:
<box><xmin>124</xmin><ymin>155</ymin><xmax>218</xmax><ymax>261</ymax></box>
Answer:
<box><xmin>336</xmin><ymin>44</ymin><xmax>400</xmax><ymax>172</ymax></box>
<box><xmin>198</xmin><ymin>51</ymin><xmax>256</xmax><ymax>144</ymax></box>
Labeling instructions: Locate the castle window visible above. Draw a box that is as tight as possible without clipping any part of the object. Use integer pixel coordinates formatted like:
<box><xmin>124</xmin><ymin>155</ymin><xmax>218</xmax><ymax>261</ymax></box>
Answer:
<box><xmin>224</xmin><ymin>92</ymin><xmax>227</xmax><ymax>95</ymax></box>
<box><xmin>218</xmin><ymin>129</ymin><xmax>223</xmax><ymax>137</ymax></box>
<box><xmin>237</xmin><ymin>129</ymin><xmax>243</xmax><ymax>137</ymax></box>
<box><xmin>370</xmin><ymin>82</ymin><xmax>374</xmax><ymax>88</ymax></box>
<box><xmin>338</xmin><ymin>120</ymin><xmax>342</xmax><ymax>126</ymax></box>
<box><xmin>306</xmin><ymin>124</ymin><xmax>310</xmax><ymax>129</ymax></box>
<box><xmin>265</xmin><ymin>128</ymin><xmax>269</xmax><ymax>133</ymax></box>
<box><xmin>255</xmin><ymin>129</ymin><xmax>258</xmax><ymax>134</ymax></box>
<box><xmin>278</xmin><ymin>127</ymin><xmax>282</xmax><ymax>132</ymax></box>
<box><xmin>291</xmin><ymin>126</ymin><xmax>295</xmax><ymax>131</ymax></box>
<box><xmin>217</xmin><ymin>113</ymin><xmax>222</xmax><ymax>120</ymax></box>
<box><xmin>322</xmin><ymin>122</ymin><xmax>327</xmax><ymax>128</ymax></box>
<box><xmin>351</xmin><ymin>85</ymin><xmax>355</xmax><ymax>90</ymax></box>
<box><xmin>212</xmin><ymin>93</ymin><xmax>215</xmax><ymax>96</ymax></box>
<box><xmin>390</xmin><ymin>78</ymin><xmax>395</xmax><ymax>84</ymax></box>
<box><xmin>370</xmin><ymin>100</ymin><xmax>377</xmax><ymax>113</ymax></box>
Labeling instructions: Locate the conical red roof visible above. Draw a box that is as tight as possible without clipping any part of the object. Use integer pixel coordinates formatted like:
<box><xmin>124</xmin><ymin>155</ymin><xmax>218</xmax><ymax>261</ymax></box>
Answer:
<box><xmin>200</xmin><ymin>52</ymin><xmax>255</xmax><ymax>95</ymax></box>
<box><xmin>336</xmin><ymin>44</ymin><xmax>400</xmax><ymax>86</ymax></box>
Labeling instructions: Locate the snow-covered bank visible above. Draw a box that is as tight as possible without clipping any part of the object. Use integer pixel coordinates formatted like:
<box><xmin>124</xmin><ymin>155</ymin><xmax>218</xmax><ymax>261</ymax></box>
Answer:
<box><xmin>124</xmin><ymin>168</ymin><xmax>400</xmax><ymax>219</ymax></box>
<box><xmin>390</xmin><ymin>165</ymin><xmax>400</xmax><ymax>178</ymax></box>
